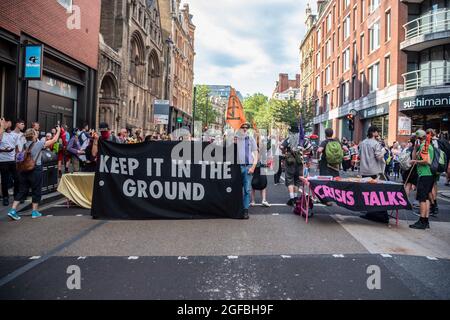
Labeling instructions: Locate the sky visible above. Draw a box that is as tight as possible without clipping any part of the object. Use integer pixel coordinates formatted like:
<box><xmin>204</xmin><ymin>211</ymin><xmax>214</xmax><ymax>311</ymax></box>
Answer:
<box><xmin>187</xmin><ymin>0</ymin><xmax>312</xmax><ymax>98</ymax></box>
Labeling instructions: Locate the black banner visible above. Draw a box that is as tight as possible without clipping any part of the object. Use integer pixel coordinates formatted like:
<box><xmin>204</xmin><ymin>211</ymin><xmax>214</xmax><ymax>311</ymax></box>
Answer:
<box><xmin>309</xmin><ymin>180</ymin><xmax>412</xmax><ymax>212</ymax></box>
<box><xmin>91</xmin><ymin>140</ymin><xmax>244</xmax><ymax>219</ymax></box>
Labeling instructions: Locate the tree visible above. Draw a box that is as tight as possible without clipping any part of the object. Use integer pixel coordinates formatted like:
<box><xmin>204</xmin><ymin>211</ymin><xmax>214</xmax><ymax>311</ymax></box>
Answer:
<box><xmin>269</xmin><ymin>97</ymin><xmax>314</xmax><ymax>132</ymax></box>
<box><xmin>243</xmin><ymin>93</ymin><xmax>269</xmax><ymax>125</ymax></box>
<box><xmin>194</xmin><ymin>85</ymin><xmax>220</xmax><ymax>130</ymax></box>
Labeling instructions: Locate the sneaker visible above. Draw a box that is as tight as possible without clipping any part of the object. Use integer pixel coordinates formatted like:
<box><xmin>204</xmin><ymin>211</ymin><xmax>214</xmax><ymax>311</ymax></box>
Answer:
<box><xmin>31</xmin><ymin>210</ymin><xmax>42</xmax><ymax>219</ymax></box>
<box><xmin>242</xmin><ymin>209</ymin><xmax>249</xmax><ymax>220</ymax></box>
<box><xmin>430</xmin><ymin>206</ymin><xmax>439</xmax><ymax>217</ymax></box>
<box><xmin>410</xmin><ymin>219</ymin><xmax>427</xmax><ymax>230</ymax></box>
<box><xmin>7</xmin><ymin>209</ymin><xmax>21</xmax><ymax>221</ymax></box>
<box><xmin>262</xmin><ymin>201</ymin><xmax>271</xmax><ymax>208</ymax></box>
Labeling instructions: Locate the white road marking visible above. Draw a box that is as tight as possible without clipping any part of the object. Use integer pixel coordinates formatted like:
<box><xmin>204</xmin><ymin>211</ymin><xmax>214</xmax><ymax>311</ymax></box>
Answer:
<box><xmin>381</xmin><ymin>254</ymin><xmax>393</xmax><ymax>258</ymax></box>
<box><xmin>272</xmin><ymin>213</ymin><xmax>280</xmax><ymax>216</ymax></box>
<box><xmin>178</xmin><ymin>256</ymin><xmax>188</xmax><ymax>260</ymax></box>
<box><xmin>227</xmin><ymin>256</ymin><xmax>239</xmax><ymax>260</ymax></box>
<box><xmin>281</xmin><ymin>255</ymin><xmax>292</xmax><ymax>259</ymax></box>
<box><xmin>29</xmin><ymin>256</ymin><xmax>41</xmax><ymax>260</ymax></box>
<box><xmin>77</xmin><ymin>256</ymin><xmax>87</xmax><ymax>260</ymax></box>
<box><xmin>76</xmin><ymin>214</ymin><xmax>83</xmax><ymax>217</ymax></box>
<box><xmin>426</xmin><ymin>256</ymin><xmax>438</xmax><ymax>261</ymax></box>
<box><xmin>333</xmin><ymin>254</ymin><xmax>345</xmax><ymax>258</ymax></box>
<box><xmin>128</xmin><ymin>256</ymin><xmax>139</xmax><ymax>260</ymax></box>
<box><xmin>46</xmin><ymin>215</ymin><xmax>54</xmax><ymax>217</ymax></box>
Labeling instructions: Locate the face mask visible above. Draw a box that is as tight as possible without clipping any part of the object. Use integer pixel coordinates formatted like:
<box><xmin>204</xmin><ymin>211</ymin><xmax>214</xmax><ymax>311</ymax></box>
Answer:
<box><xmin>101</xmin><ymin>131</ymin><xmax>111</xmax><ymax>140</ymax></box>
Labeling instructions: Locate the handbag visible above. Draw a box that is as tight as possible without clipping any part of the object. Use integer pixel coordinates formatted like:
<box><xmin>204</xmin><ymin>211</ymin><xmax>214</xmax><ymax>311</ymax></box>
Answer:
<box><xmin>251</xmin><ymin>164</ymin><xmax>268</xmax><ymax>190</ymax></box>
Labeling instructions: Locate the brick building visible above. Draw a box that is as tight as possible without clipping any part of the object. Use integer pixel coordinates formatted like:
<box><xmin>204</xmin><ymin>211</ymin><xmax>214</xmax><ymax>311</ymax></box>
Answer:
<box><xmin>272</xmin><ymin>73</ymin><xmax>301</xmax><ymax>98</ymax></box>
<box><xmin>302</xmin><ymin>0</ymin><xmax>450</xmax><ymax>144</ymax></box>
<box><xmin>299</xmin><ymin>4</ymin><xmax>317</xmax><ymax>107</ymax></box>
<box><xmin>0</xmin><ymin>0</ymin><xmax>100</xmax><ymax>134</ymax></box>
<box><xmin>160</xmin><ymin>0</ymin><xmax>196</xmax><ymax>133</ymax></box>
<box><xmin>97</xmin><ymin>0</ymin><xmax>164</xmax><ymax>135</ymax></box>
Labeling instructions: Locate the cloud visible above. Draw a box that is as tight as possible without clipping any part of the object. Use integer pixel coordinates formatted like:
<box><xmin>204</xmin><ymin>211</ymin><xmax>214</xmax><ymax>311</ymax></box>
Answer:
<box><xmin>186</xmin><ymin>0</ymin><xmax>309</xmax><ymax>97</ymax></box>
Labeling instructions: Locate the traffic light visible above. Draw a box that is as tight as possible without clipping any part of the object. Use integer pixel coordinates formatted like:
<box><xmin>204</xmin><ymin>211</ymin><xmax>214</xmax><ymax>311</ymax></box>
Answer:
<box><xmin>347</xmin><ymin>114</ymin><xmax>355</xmax><ymax>131</ymax></box>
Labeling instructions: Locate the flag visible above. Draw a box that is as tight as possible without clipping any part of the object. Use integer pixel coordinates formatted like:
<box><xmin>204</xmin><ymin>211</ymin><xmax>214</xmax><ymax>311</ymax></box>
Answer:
<box><xmin>226</xmin><ymin>88</ymin><xmax>246</xmax><ymax>130</ymax></box>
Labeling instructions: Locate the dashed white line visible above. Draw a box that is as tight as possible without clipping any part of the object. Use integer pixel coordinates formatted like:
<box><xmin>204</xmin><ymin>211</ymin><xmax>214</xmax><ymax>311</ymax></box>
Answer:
<box><xmin>76</xmin><ymin>214</ymin><xmax>83</xmax><ymax>217</ymax></box>
<box><xmin>333</xmin><ymin>254</ymin><xmax>345</xmax><ymax>258</ymax></box>
<box><xmin>128</xmin><ymin>256</ymin><xmax>139</xmax><ymax>260</ymax></box>
<box><xmin>426</xmin><ymin>256</ymin><xmax>438</xmax><ymax>261</ymax></box>
<box><xmin>77</xmin><ymin>256</ymin><xmax>87</xmax><ymax>260</ymax></box>
<box><xmin>281</xmin><ymin>255</ymin><xmax>292</xmax><ymax>259</ymax></box>
<box><xmin>272</xmin><ymin>213</ymin><xmax>280</xmax><ymax>216</ymax></box>
<box><xmin>178</xmin><ymin>256</ymin><xmax>188</xmax><ymax>260</ymax></box>
<box><xmin>227</xmin><ymin>256</ymin><xmax>239</xmax><ymax>260</ymax></box>
<box><xmin>381</xmin><ymin>254</ymin><xmax>393</xmax><ymax>258</ymax></box>
<box><xmin>46</xmin><ymin>215</ymin><xmax>54</xmax><ymax>217</ymax></box>
<box><xmin>29</xmin><ymin>256</ymin><xmax>41</xmax><ymax>260</ymax></box>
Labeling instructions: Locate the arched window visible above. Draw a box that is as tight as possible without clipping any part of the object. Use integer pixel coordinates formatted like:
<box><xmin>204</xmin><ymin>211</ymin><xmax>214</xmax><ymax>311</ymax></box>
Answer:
<box><xmin>148</xmin><ymin>50</ymin><xmax>160</xmax><ymax>97</ymax></box>
<box><xmin>130</xmin><ymin>32</ymin><xmax>145</xmax><ymax>85</ymax></box>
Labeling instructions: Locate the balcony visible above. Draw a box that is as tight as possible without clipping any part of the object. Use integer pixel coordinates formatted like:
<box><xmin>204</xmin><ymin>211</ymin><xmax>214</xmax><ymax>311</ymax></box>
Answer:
<box><xmin>401</xmin><ymin>9</ymin><xmax>450</xmax><ymax>51</ymax></box>
<box><xmin>402</xmin><ymin>65</ymin><xmax>450</xmax><ymax>91</ymax></box>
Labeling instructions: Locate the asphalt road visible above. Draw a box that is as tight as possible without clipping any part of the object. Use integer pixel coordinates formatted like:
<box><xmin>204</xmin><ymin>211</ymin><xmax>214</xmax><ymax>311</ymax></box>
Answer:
<box><xmin>0</xmin><ymin>170</ymin><xmax>450</xmax><ymax>300</ymax></box>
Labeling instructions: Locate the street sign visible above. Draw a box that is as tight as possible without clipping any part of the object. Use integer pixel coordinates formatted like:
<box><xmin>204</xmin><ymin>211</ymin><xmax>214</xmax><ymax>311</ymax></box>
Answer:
<box><xmin>154</xmin><ymin>100</ymin><xmax>170</xmax><ymax>125</ymax></box>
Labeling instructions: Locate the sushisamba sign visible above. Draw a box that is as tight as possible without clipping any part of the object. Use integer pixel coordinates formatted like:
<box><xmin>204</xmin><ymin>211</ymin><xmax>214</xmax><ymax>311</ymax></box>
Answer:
<box><xmin>400</xmin><ymin>94</ymin><xmax>450</xmax><ymax>111</ymax></box>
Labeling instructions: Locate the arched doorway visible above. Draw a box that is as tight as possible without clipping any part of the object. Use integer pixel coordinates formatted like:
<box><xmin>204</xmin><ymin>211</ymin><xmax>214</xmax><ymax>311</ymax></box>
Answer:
<box><xmin>99</xmin><ymin>73</ymin><xmax>119</xmax><ymax>131</ymax></box>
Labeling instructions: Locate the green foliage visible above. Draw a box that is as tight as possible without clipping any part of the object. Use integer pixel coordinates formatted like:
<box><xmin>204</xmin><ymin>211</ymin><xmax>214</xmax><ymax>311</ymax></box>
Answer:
<box><xmin>243</xmin><ymin>93</ymin><xmax>269</xmax><ymax>125</ymax></box>
<box><xmin>194</xmin><ymin>85</ymin><xmax>220</xmax><ymax>129</ymax></box>
<box><xmin>269</xmin><ymin>98</ymin><xmax>314</xmax><ymax>132</ymax></box>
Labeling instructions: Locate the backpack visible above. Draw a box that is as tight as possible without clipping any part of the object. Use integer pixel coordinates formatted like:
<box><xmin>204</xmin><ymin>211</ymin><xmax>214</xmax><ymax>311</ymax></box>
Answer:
<box><xmin>325</xmin><ymin>140</ymin><xmax>344</xmax><ymax>166</ymax></box>
<box><xmin>16</xmin><ymin>142</ymin><xmax>40</xmax><ymax>172</ymax></box>
<box><xmin>398</xmin><ymin>148</ymin><xmax>412</xmax><ymax>171</ymax></box>
<box><xmin>431</xmin><ymin>144</ymin><xmax>447</xmax><ymax>175</ymax></box>
<box><xmin>251</xmin><ymin>165</ymin><xmax>268</xmax><ymax>191</ymax></box>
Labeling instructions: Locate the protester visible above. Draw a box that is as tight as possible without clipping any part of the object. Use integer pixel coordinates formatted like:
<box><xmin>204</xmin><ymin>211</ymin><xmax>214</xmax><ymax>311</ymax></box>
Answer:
<box><xmin>236</xmin><ymin>122</ymin><xmax>258</xmax><ymax>219</ymax></box>
<box><xmin>67</xmin><ymin>129</ymin><xmax>85</xmax><ymax>173</ymax></box>
<box><xmin>410</xmin><ymin>130</ymin><xmax>434</xmax><ymax>230</ymax></box>
<box><xmin>251</xmin><ymin>134</ymin><xmax>270</xmax><ymax>208</ymax></box>
<box><xmin>280</xmin><ymin>124</ymin><xmax>313</xmax><ymax>206</ymax></box>
<box><xmin>7</xmin><ymin>126</ymin><xmax>61</xmax><ymax>221</ymax></box>
<box><xmin>391</xmin><ymin>142</ymin><xmax>402</xmax><ymax>180</ymax></box>
<box><xmin>273</xmin><ymin>136</ymin><xmax>284</xmax><ymax>185</ymax></box>
<box><xmin>0</xmin><ymin>118</ymin><xmax>20</xmax><ymax>206</ymax></box>
<box><xmin>317</xmin><ymin>128</ymin><xmax>342</xmax><ymax>178</ymax></box>
<box><xmin>426</xmin><ymin>128</ymin><xmax>443</xmax><ymax>216</ymax></box>
<box><xmin>92</xmin><ymin>122</ymin><xmax>121</xmax><ymax>158</ymax></box>
<box><xmin>342</xmin><ymin>137</ymin><xmax>352</xmax><ymax>172</ymax></box>
<box><xmin>119</xmin><ymin>128</ymin><xmax>129</xmax><ymax>143</ymax></box>
<box><xmin>399</xmin><ymin>136</ymin><xmax>418</xmax><ymax>196</ymax></box>
<box><xmin>358</xmin><ymin>126</ymin><xmax>389</xmax><ymax>224</ymax></box>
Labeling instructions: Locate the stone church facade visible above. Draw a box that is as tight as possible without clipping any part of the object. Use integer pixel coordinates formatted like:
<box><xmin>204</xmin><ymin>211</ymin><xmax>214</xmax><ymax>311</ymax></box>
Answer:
<box><xmin>97</xmin><ymin>0</ymin><xmax>164</xmax><ymax>135</ymax></box>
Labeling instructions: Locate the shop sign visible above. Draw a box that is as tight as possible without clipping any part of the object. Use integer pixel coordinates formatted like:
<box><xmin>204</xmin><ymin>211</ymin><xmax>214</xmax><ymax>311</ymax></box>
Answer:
<box><xmin>24</xmin><ymin>44</ymin><xmax>44</xmax><ymax>80</ymax></box>
<box><xmin>360</xmin><ymin>103</ymin><xmax>389</xmax><ymax>120</ymax></box>
<box><xmin>154</xmin><ymin>100</ymin><xmax>170</xmax><ymax>125</ymax></box>
<box><xmin>398</xmin><ymin>117</ymin><xmax>412</xmax><ymax>136</ymax></box>
<box><xmin>400</xmin><ymin>94</ymin><xmax>450</xmax><ymax>111</ymax></box>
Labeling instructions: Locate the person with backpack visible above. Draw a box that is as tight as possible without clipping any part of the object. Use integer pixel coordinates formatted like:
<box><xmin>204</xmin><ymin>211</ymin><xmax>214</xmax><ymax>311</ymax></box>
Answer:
<box><xmin>317</xmin><ymin>128</ymin><xmax>342</xmax><ymax>178</ymax></box>
<box><xmin>281</xmin><ymin>124</ymin><xmax>313</xmax><ymax>206</ymax></box>
<box><xmin>358</xmin><ymin>126</ymin><xmax>389</xmax><ymax>224</ymax></box>
<box><xmin>427</xmin><ymin>129</ymin><xmax>447</xmax><ymax>216</ymax></box>
<box><xmin>409</xmin><ymin>130</ymin><xmax>435</xmax><ymax>230</ymax></box>
<box><xmin>7</xmin><ymin>126</ymin><xmax>61</xmax><ymax>221</ymax></box>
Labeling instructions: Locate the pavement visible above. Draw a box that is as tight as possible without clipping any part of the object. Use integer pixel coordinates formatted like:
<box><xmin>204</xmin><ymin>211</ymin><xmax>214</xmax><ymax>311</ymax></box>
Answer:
<box><xmin>0</xmin><ymin>169</ymin><xmax>449</xmax><ymax>300</ymax></box>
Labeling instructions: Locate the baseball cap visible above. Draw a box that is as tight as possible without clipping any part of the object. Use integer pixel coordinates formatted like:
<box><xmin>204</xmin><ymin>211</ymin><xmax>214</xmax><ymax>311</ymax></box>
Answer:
<box><xmin>99</xmin><ymin>122</ymin><xmax>109</xmax><ymax>131</ymax></box>
<box><xmin>415</xmin><ymin>129</ymin><xmax>426</xmax><ymax>138</ymax></box>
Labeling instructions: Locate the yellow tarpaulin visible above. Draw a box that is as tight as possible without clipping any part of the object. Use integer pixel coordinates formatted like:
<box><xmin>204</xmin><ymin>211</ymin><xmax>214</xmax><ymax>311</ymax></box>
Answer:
<box><xmin>57</xmin><ymin>173</ymin><xmax>95</xmax><ymax>209</ymax></box>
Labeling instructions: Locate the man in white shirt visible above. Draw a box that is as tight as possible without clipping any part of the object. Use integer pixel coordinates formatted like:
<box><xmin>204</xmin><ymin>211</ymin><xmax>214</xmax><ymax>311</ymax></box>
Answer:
<box><xmin>0</xmin><ymin>119</ymin><xmax>20</xmax><ymax>206</ymax></box>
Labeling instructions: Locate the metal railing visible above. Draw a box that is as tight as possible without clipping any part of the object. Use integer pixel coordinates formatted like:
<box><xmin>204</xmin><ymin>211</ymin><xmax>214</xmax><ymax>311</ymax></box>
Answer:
<box><xmin>402</xmin><ymin>64</ymin><xmax>450</xmax><ymax>90</ymax></box>
<box><xmin>404</xmin><ymin>9</ymin><xmax>450</xmax><ymax>40</ymax></box>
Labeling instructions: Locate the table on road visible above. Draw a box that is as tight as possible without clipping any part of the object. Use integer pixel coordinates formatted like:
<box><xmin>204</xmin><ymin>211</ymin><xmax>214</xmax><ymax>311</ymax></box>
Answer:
<box><xmin>298</xmin><ymin>177</ymin><xmax>412</xmax><ymax>225</ymax></box>
<box><xmin>57</xmin><ymin>173</ymin><xmax>95</xmax><ymax>209</ymax></box>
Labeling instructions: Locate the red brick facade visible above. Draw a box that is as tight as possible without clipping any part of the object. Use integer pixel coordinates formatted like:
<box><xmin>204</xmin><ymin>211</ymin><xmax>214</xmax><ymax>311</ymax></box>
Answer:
<box><xmin>274</xmin><ymin>73</ymin><xmax>301</xmax><ymax>94</ymax></box>
<box><xmin>0</xmin><ymin>0</ymin><xmax>100</xmax><ymax>69</ymax></box>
